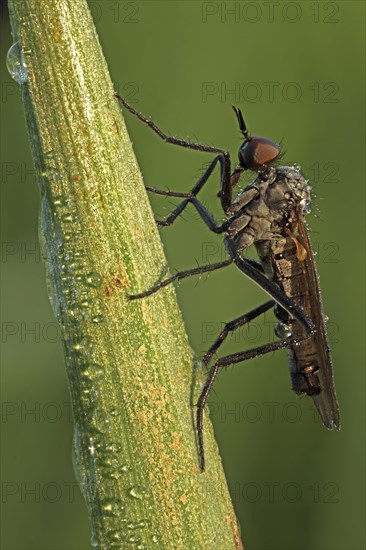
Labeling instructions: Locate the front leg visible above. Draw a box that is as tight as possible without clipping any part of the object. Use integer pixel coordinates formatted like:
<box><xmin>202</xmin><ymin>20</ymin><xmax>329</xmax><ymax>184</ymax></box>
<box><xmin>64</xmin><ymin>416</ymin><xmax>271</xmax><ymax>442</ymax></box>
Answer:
<box><xmin>115</xmin><ymin>93</ymin><xmax>236</xmax><ymax>212</ymax></box>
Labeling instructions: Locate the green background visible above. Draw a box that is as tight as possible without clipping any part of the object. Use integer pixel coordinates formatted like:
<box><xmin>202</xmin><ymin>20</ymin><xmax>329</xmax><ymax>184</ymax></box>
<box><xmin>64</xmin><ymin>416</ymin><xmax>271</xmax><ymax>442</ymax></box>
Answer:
<box><xmin>1</xmin><ymin>1</ymin><xmax>365</xmax><ymax>549</ymax></box>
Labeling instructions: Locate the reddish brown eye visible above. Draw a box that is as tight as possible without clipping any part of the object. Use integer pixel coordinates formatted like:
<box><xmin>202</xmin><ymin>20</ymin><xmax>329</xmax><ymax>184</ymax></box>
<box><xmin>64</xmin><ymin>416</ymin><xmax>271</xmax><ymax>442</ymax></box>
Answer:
<box><xmin>239</xmin><ymin>137</ymin><xmax>281</xmax><ymax>169</ymax></box>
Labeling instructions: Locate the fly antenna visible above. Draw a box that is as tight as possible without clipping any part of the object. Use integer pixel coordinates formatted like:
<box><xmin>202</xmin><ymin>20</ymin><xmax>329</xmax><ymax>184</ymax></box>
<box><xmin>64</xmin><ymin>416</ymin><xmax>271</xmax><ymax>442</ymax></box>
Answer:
<box><xmin>232</xmin><ymin>105</ymin><xmax>250</xmax><ymax>140</ymax></box>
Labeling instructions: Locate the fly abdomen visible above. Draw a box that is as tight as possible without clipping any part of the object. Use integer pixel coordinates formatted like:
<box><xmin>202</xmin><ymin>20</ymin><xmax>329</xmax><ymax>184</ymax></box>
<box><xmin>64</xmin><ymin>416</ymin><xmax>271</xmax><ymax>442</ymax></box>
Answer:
<box><xmin>289</xmin><ymin>356</ymin><xmax>322</xmax><ymax>396</ymax></box>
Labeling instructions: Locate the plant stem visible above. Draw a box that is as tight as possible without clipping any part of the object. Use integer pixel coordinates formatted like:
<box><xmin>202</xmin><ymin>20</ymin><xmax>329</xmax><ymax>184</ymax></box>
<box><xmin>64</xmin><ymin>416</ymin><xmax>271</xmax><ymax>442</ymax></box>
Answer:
<box><xmin>8</xmin><ymin>1</ymin><xmax>244</xmax><ymax>548</ymax></box>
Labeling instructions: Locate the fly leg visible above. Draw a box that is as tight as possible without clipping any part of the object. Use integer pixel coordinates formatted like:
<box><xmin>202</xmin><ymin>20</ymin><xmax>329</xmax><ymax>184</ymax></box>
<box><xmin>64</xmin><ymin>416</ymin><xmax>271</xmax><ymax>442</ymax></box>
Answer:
<box><xmin>127</xmin><ymin>235</ymin><xmax>263</xmax><ymax>302</ymax></box>
<box><xmin>224</xmin><ymin>238</ymin><xmax>315</xmax><ymax>335</ymax></box>
<box><xmin>197</xmin><ymin>332</ymin><xmax>311</xmax><ymax>471</ymax></box>
<box><xmin>146</xmin><ymin>156</ymin><xmax>229</xmax><ymax>233</ymax></box>
<box><xmin>201</xmin><ymin>300</ymin><xmax>275</xmax><ymax>368</ymax></box>
<box><xmin>196</xmin><ymin>300</ymin><xmax>274</xmax><ymax>469</ymax></box>
<box><xmin>115</xmin><ymin>93</ymin><xmax>236</xmax><ymax>212</ymax></box>
<box><xmin>129</xmin><ymin>259</ymin><xmax>233</xmax><ymax>300</ymax></box>
<box><xmin>196</xmin><ymin>241</ymin><xmax>316</xmax><ymax>471</ymax></box>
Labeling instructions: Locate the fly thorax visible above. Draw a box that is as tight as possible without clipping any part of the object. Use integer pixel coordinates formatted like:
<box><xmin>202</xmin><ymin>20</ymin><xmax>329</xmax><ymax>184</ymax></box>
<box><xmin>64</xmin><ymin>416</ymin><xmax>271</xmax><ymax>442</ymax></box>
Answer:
<box><xmin>225</xmin><ymin>166</ymin><xmax>311</xmax><ymax>251</ymax></box>
<box><xmin>274</xmin><ymin>166</ymin><xmax>312</xmax><ymax>214</ymax></box>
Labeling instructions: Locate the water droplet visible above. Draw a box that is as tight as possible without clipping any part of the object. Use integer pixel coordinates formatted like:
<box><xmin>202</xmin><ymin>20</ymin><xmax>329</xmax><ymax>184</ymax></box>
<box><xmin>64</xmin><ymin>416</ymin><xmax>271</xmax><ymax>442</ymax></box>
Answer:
<box><xmin>92</xmin><ymin>314</ymin><xmax>104</xmax><ymax>324</ymax></box>
<box><xmin>101</xmin><ymin>498</ymin><xmax>127</xmax><ymax>517</ymax></box>
<box><xmin>88</xmin><ymin>437</ymin><xmax>96</xmax><ymax>455</ymax></box>
<box><xmin>107</xmin><ymin>530</ymin><xmax>123</xmax><ymax>544</ymax></box>
<box><xmin>83</xmin><ymin>271</ymin><xmax>103</xmax><ymax>288</ymax></box>
<box><xmin>128</xmin><ymin>485</ymin><xmax>147</xmax><ymax>500</ymax></box>
<box><xmin>125</xmin><ymin>520</ymin><xmax>137</xmax><ymax>530</ymax></box>
<box><xmin>81</xmin><ymin>386</ymin><xmax>99</xmax><ymax>401</ymax></box>
<box><xmin>275</xmin><ymin>322</ymin><xmax>292</xmax><ymax>339</ymax></box>
<box><xmin>68</xmin><ymin>302</ymin><xmax>90</xmax><ymax>323</ymax></box>
<box><xmin>127</xmin><ymin>534</ymin><xmax>142</xmax><ymax>544</ymax></box>
<box><xmin>78</xmin><ymin>335</ymin><xmax>94</xmax><ymax>357</ymax></box>
<box><xmin>99</xmin><ymin>442</ymin><xmax>123</xmax><ymax>454</ymax></box>
<box><xmin>80</xmin><ymin>363</ymin><xmax>104</xmax><ymax>382</ymax></box>
<box><xmin>109</xmin><ymin>529</ymin><xmax>145</xmax><ymax>547</ymax></box>
<box><xmin>6</xmin><ymin>42</ymin><xmax>28</xmax><ymax>84</ymax></box>
<box><xmin>109</xmin><ymin>407</ymin><xmax>121</xmax><ymax>418</ymax></box>
<box><xmin>98</xmin><ymin>456</ymin><xmax>120</xmax><ymax>479</ymax></box>
<box><xmin>61</xmin><ymin>213</ymin><xmax>74</xmax><ymax>224</ymax></box>
<box><xmin>80</xmin><ymin>336</ymin><xmax>94</xmax><ymax>356</ymax></box>
<box><xmin>44</xmin><ymin>150</ymin><xmax>55</xmax><ymax>161</ymax></box>
<box><xmin>136</xmin><ymin>519</ymin><xmax>151</xmax><ymax>529</ymax></box>
<box><xmin>54</xmin><ymin>195</ymin><xmax>70</xmax><ymax>207</ymax></box>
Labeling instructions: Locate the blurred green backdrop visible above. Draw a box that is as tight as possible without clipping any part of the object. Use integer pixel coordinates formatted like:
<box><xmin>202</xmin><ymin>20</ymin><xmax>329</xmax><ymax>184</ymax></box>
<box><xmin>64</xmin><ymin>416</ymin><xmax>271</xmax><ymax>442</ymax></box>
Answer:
<box><xmin>1</xmin><ymin>1</ymin><xmax>365</xmax><ymax>549</ymax></box>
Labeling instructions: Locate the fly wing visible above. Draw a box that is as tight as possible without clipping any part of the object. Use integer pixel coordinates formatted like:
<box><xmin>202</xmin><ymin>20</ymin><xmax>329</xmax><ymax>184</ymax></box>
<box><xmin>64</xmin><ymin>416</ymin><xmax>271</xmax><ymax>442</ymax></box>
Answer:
<box><xmin>296</xmin><ymin>209</ymin><xmax>340</xmax><ymax>429</ymax></box>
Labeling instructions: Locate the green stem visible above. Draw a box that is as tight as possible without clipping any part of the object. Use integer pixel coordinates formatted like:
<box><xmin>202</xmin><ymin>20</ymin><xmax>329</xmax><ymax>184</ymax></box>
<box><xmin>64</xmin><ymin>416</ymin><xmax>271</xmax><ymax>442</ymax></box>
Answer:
<box><xmin>8</xmin><ymin>1</ymin><xmax>244</xmax><ymax>548</ymax></box>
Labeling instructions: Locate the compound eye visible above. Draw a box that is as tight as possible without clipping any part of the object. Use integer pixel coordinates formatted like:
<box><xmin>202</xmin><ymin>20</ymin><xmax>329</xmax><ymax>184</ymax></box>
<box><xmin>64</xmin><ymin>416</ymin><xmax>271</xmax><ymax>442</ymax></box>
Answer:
<box><xmin>239</xmin><ymin>137</ymin><xmax>281</xmax><ymax>170</ymax></box>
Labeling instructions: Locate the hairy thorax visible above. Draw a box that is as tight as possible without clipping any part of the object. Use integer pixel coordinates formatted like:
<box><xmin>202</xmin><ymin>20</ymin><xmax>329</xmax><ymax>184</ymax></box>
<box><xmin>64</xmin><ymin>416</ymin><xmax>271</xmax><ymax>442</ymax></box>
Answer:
<box><xmin>226</xmin><ymin>166</ymin><xmax>311</xmax><ymax>252</ymax></box>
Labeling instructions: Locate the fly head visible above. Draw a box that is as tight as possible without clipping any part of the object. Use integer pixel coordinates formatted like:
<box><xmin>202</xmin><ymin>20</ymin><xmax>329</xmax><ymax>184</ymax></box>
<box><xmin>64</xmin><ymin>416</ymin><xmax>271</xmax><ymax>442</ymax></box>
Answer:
<box><xmin>233</xmin><ymin>106</ymin><xmax>281</xmax><ymax>171</ymax></box>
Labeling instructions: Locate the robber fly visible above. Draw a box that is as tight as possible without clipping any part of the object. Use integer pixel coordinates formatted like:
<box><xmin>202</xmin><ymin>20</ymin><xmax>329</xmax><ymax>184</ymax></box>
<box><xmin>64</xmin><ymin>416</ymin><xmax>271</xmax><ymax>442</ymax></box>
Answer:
<box><xmin>116</xmin><ymin>94</ymin><xmax>340</xmax><ymax>471</ymax></box>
